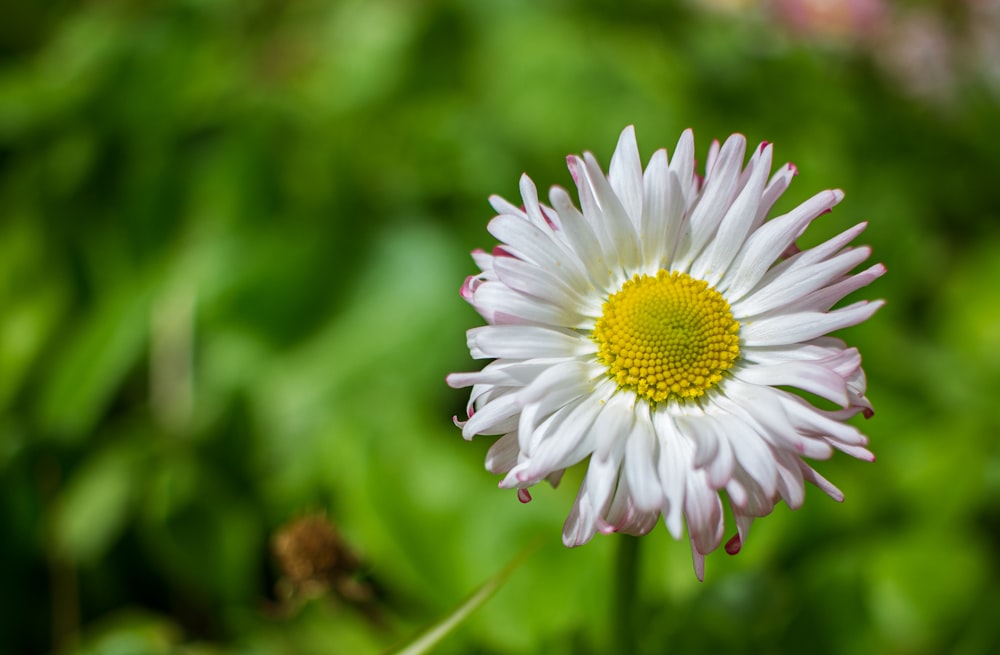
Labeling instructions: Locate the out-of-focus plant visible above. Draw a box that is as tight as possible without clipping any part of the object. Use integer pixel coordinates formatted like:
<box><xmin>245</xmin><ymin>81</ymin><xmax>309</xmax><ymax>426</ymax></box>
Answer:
<box><xmin>1</xmin><ymin>0</ymin><xmax>999</xmax><ymax>654</ymax></box>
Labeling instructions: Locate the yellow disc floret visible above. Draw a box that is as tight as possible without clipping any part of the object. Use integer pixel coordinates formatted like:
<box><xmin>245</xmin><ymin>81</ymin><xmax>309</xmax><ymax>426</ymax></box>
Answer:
<box><xmin>593</xmin><ymin>270</ymin><xmax>740</xmax><ymax>404</ymax></box>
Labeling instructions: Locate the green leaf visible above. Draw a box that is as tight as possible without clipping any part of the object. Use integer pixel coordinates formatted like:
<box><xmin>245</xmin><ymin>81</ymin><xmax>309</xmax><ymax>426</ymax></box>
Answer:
<box><xmin>49</xmin><ymin>440</ymin><xmax>141</xmax><ymax>563</ymax></box>
<box><xmin>35</xmin><ymin>248</ymin><xmax>175</xmax><ymax>442</ymax></box>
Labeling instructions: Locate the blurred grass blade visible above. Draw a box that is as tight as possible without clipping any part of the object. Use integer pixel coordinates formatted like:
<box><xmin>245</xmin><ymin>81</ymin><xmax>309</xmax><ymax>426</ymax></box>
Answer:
<box><xmin>386</xmin><ymin>538</ymin><xmax>542</xmax><ymax>655</ymax></box>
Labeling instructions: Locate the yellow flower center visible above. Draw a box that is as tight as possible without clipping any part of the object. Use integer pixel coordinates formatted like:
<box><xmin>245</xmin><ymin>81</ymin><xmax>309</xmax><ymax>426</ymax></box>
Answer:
<box><xmin>593</xmin><ymin>270</ymin><xmax>740</xmax><ymax>404</ymax></box>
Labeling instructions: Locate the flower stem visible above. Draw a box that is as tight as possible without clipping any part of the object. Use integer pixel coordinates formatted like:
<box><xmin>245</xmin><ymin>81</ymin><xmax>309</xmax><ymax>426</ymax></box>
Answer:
<box><xmin>613</xmin><ymin>534</ymin><xmax>641</xmax><ymax>653</ymax></box>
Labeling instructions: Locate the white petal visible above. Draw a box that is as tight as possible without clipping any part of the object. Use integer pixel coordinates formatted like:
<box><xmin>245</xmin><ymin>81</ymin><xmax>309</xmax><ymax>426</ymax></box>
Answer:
<box><xmin>733</xmin><ymin>360</ymin><xmax>850</xmax><ymax>407</ymax></box>
<box><xmin>685</xmin><ymin>473</ymin><xmax>725</xmax><ymax>555</ymax></box>
<box><xmin>782</xmin><ymin>395</ymin><xmax>869</xmax><ymax>448</ymax></box>
<box><xmin>470</xmin><ymin>248</ymin><xmax>495</xmax><ymax>275</ymax></box>
<box><xmin>601</xmin><ymin>480</ymin><xmax>660</xmax><ymax>537</ymax></box>
<box><xmin>731</xmin><ymin>467</ymin><xmax>778</xmax><ymax>516</ymax></box>
<box><xmin>582</xmin><ymin>151</ymin><xmax>642</xmax><ymax>271</ymax></box>
<box><xmin>785</xmin><ymin>221</ymin><xmax>869</xmax><ymax>270</ymax></box>
<box><xmin>691</xmin><ymin>142</ymin><xmax>772</xmax><ymax>285</ymax></box>
<box><xmin>468</xmin><ymin>325</ymin><xmax>595</xmax><ymax>360</ymax></box>
<box><xmin>677</xmin><ymin>133</ymin><xmax>746</xmax><ymax>268</ymax></box>
<box><xmin>485</xmin><ymin>432</ymin><xmax>520</xmax><ymax>474</ymax></box>
<box><xmin>563</xmin><ymin>483</ymin><xmax>599</xmax><ymax>546</ymax></box>
<box><xmin>608</xmin><ymin>126</ymin><xmax>644</xmax><ymax>228</ymax></box>
<box><xmin>741</xmin><ymin>300</ymin><xmax>885</xmax><ymax>347</ymax></box>
<box><xmin>653</xmin><ymin>410</ymin><xmax>690</xmax><ymax>539</ymax></box>
<box><xmin>708</xmin><ymin>399</ymin><xmax>779</xmax><ymax>498</ymax></box>
<box><xmin>668</xmin><ymin>129</ymin><xmax>696</xmax><ymax>208</ymax></box>
<box><xmin>567</xmin><ymin>155</ymin><xmax>628</xmax><ymax>278</ymax></box>
<box><xmin>488</xmin><ymin>194</ymin><xmax>527</xmax><ymax>219</ymax></box>
<box><xmin>720</xmin><ymin>379</ymin><xmax>836</xmax><ymax>458</ymax></box>
<box><xmin>774</xmin><ymin>451</ymin><xmax>806</xmax><ymax>508</ymax></box>
<box><xmin>518</xmin><ymin>173</ymin><xmax>555</xmax><ymax>231</ymax></box>
<box><xmin>586</xmin><ymin>441</ymin><xmax>626</xmax><ymax>518</ymax></box>
<box><xmin>677</xmin><ymin>411</ymin><xmax>734</xmax><ymax>489</ymax></box>
<box><xmin>726</xmin><ymin>477</ymin><xmax>747</xmax><ymax>508</ymax></box>
<box><xmin>446</xmin><ymin>359</ymin><xmax>553</xmax><ymax>390</ymax></box>
<box><xmin>624</xmin><ymin>404</ymin><xmax>662</xmax><ymax>512</ymax></box>
<box><xmin>705</xmin><ymin>139</ymin><xmax>721</xmax><ymax>177</ymax></box>
<box><xmin>741</xmin><ymin>338</ymin><xmax>848</xmax><ymax>366</ymax></box>
<box><xmin>794</xmin><ymin>263</ymin><xmax>887</xmax><ymax>313</ymax></box>
<box><xmin>733</xmin><ymin>246</ymin><xmax>873</xmax><ymax>318</ymax></box>
<box><xmin>800</xmin><ymin>463</ymin><xmax>845</xmax><ymax>502</ymax></box>
<box><xmin>562</xmin><ymin>442</ymin><xmax>625</xmax><ymax>546</ymax></box>
<box><xmin>754</xmin><ymin>162</ymin><xmax>797</xmax><ymax>230</ymax></box>
<box><xmin>461</xmin><ymin>393</ymin><xmax>520</xmax><ymax>439</ymax></box>
<box><xmin>733</xmin><ymin>514</ymin><xmax>755</xmax><ymax>549</ymax></box>
<box><xmin>719</xmin><ymin>189</ymin><xmax>844</xmax><ymax>302</ymax></box>
<box><xmin>827</xmin><ymin>441</ymin><xmax>875</xmax><ymax>461</ymax></box>
<box><xmin>471</xmin><ymin>282</ymin><xmax>589</xmax><ymax>327</ymax></box>
<box><xmin>517</xmin><ymin>395</ymin><xmax>604</xmax><ymax>479</ymax></box>
<box><xmin>639</xmin><ymin>148</ymin><xmax>673</xmax><ymax>268</ymax></box>
<box><xmin>690</xmin><ymin>547</ymin><xmax>707</xmax><ymax>581</ymax></box>
<box><xmin>517</xmin><ymin>360</ymin><xmax>600</xmax><ymax>449</ymax></box>
<box><xmin>727</xmin><ymin>426</ymin><xmax>779</xmax><ymax>500</ymax></box>
<box><xmin>492</xmin><ymin>254</ymin><xmax>591</xmax><ymax>308</ymax></box>
<box><xmin>690</xmin><ymin>416</ymin><xmax>720</xmax><ymax>469</ymax></box>
<box><xmin>486</xmin><ymin>213</ymin><xmax>587</xmax><ymax>287</ymax></box>
<box><xmin>549</xmin><ymin>185</ymin><xmax>616</xmax><ymax>292</ymax></box>
<box><xmin>591</xmin><ymin>390</ymin><xmax>638</xmax><ymax>460</ymax></box>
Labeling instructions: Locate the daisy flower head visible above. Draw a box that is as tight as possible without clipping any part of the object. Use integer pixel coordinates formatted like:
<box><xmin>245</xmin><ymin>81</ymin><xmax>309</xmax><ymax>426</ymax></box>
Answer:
<box><xmin>447</xmin><ymin>127</ymin><xmax>884</xmax><ymax>579</ymax></box>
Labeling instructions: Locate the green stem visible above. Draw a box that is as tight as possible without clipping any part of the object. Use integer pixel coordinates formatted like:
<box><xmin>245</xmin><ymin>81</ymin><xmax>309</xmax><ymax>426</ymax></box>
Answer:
<box><xmin>613</xmin><ymin>534</ymin><xmax>641</xmax><ymax>654</ymax></box>
<box><xmin>387</xmin><ymin>536</ymin><xmax>543</xmax><ymax>655</ymax></box>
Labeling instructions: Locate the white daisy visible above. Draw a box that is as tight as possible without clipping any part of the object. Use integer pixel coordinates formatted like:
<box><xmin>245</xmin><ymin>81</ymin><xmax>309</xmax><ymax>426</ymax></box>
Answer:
<box><xmin>447</xmin><ymin>127</ymin><xmax>884</xmax><ymax>579</ymax></box>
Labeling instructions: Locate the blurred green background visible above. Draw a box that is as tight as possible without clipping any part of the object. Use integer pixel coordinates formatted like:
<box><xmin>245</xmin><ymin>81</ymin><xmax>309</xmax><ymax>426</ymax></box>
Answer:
<box><xmin>2</xmin><ymin>0</ymin><xmax>999</xmax><ymax>653</ymax></box>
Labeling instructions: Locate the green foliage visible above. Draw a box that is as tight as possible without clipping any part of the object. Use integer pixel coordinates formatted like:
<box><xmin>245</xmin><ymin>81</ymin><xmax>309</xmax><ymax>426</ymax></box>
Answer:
<box><xmin>1</xmin><ymin>0</ymin><xmax>999</xmax><ymax>653</ymax></box>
